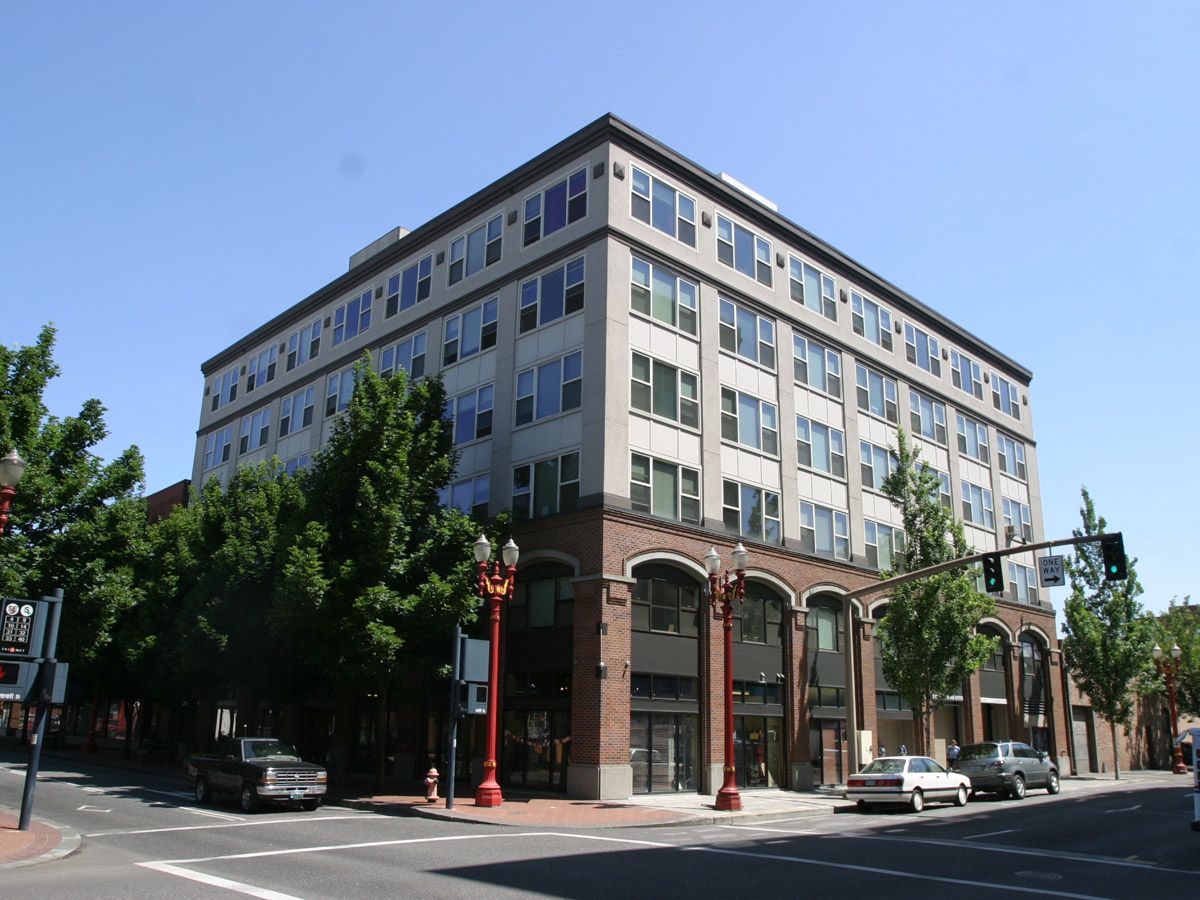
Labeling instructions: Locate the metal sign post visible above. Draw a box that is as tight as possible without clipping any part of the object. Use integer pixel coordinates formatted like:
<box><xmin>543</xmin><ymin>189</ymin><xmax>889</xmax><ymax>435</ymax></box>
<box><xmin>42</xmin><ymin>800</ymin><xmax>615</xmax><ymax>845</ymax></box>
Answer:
<box><xmin>19</xmin><ymin>589</ymin><xmax>63</xmax><ymax>832</ymax></box>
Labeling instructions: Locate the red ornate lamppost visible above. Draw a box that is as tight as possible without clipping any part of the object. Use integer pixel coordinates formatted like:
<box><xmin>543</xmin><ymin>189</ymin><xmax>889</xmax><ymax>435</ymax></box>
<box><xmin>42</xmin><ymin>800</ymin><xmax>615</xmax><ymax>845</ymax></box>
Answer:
<box><xmin>0</xmin><ymin>449</ymin><xmax>26</xmax><ymax>535</ymax></box>
<box><xmin>473</xmin><ymin>534</ymin><xmax>518</xmax><ymax>807</ymax></box>
<box><xmin>1152</xmin><ymin>643</ymin><xmax>1189</xmax><ymax>775</ymax></box>
<box><xmin>705</xmin><ymin>542</ymin><xmax>748</xmax><ymax>811</ymax></box>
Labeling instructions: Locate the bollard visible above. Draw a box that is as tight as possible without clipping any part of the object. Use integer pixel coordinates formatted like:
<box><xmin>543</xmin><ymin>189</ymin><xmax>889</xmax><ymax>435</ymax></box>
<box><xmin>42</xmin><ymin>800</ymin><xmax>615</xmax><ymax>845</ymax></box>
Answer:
<box><xmin>425</xmin><ymin>767</ymin><xmax>439</xmax><ymax>803</ymax></box>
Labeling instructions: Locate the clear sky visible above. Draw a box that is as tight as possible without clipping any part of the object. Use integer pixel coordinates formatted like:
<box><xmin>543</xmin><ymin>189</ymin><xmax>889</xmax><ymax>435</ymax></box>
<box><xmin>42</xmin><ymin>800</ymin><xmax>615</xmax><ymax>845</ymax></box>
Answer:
<box><xmin>3</xmin><ymin>2</ymin><xmax>1196</xmax><ymax>616</ymax></box>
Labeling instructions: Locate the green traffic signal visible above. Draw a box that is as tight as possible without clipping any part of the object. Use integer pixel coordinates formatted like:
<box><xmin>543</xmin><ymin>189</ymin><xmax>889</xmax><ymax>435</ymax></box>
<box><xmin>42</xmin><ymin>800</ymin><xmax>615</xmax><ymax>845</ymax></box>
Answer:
<box><xmin>1100</xmin><ymin>533</ymin><xmax>1126</xmax><ymax>581</ymax></box>
<box><xmin>982</xmin><ymin>553</ymin><xmax>1004</xmax><ymax>593</ymax></box>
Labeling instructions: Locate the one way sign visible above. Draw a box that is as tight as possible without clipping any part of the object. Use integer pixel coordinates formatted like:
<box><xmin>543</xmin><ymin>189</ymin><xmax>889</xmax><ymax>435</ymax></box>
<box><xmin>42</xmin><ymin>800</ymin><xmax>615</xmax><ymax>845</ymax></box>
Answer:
<box><xmin>1039</xmin><ymin>555</ymin><xmax>1065</xmax><ymax>587</ymax></box>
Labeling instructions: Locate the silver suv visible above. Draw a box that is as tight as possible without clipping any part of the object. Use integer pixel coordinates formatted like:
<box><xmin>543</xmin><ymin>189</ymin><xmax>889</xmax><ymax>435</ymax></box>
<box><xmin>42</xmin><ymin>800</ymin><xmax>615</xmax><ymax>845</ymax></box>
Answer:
<box><xmin>952</xmin><ymin>741</ymin><xmax>1060</xmax><ymax>799</ymax></box>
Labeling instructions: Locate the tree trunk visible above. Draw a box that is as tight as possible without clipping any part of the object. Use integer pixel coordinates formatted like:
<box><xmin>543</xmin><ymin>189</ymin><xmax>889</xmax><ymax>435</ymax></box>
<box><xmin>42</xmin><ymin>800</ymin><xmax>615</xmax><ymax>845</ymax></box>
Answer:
<box><xmin>1110</xmin><ymin>721</ymin><xmax>1121</xmax><ymax>780</ymax></box>
<box><xmin>373</xmin><ymin>688</ymin><xmax>388</xmax><ymax>792</ymax></box>
<box><xmin>83</xmin><ymin>695</ymin><xmax>101</xmax><ymax>753</ymax></box>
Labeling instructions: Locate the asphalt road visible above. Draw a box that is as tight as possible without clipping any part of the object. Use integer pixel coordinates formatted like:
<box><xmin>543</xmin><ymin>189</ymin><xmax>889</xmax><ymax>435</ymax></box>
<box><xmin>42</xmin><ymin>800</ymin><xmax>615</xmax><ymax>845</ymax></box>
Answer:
<box><xmin>1</xmin><ymin>752</ymin><xmax>1196</xmax><ymax>899</ymax></box>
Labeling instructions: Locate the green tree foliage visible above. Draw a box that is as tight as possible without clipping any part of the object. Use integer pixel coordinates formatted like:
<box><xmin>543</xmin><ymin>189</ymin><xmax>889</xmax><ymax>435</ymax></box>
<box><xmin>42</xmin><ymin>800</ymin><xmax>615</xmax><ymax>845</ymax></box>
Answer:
<box><xmin>1150</xmin><ymin>597</ymin><xmax>1199</xmax><ymax>720</ymax></box>
<box><xmin>1061</xmin><ymin>487</ymin><xmax>1151</xmax><ymax>779</ymax></box>
<box><xmin>874</xmin><ymin>429</ymin><xmax>998</xmax><ymax>753</ymax></box>
<box><xmin>0</xmin><ymin>325</ymin><xmax>148</xmax><ymax>688</ymax></box>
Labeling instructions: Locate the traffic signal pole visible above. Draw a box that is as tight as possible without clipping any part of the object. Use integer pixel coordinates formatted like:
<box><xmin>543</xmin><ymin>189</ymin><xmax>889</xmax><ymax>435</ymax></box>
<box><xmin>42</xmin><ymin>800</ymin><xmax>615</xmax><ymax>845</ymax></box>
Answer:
<box><xmin>19</xmin><ymin>588</ymin><xmax>63</xmax><ymax>832</ymax></box>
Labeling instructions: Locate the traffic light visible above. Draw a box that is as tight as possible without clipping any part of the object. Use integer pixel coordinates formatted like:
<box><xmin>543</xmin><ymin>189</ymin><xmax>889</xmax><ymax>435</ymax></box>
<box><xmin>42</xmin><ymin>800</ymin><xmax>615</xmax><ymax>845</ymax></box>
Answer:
<box><xmin>1101</xmin><ymin>533</ymin><xmax>1127</xmax><ymax>581</ymax></box>
<box><xmin>982</xmin><ymin>553</ymin><xmax>1004</xmax><ymax>593</ymax></box>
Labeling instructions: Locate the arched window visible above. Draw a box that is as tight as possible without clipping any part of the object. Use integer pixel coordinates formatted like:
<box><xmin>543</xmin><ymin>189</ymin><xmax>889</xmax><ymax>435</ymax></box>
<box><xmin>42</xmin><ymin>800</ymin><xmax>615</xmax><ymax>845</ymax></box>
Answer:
<box><xmin>734</xmin><ymin>583</ymin><xmax>784</xmax><ymax>645</ymax></box>
<box><xmin>806</xmin><ymin>598</ymin><xmax>843</xmax><ymax>653</ymax></box>
<box><xmin>509</xmin><ymin>562</ymin><xmax>574</xmax><ymax>631</ymax></box>
<box><xmin>631</xmin><ymin>563</ymin><xmax>702</xmax><ymax>636</ymax></box>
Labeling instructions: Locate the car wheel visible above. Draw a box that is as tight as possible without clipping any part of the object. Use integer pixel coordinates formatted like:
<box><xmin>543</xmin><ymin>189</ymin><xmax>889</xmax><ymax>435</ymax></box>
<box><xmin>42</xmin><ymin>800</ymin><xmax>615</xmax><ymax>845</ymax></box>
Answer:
<box><xmin>194</xmin><ymin>777</ymin><xmax>211</xmax><ymax>805</ymax></box>
<box><xmin>302</xmin><ymin>797</ymin><xmax>321</xmax><ymax>812</ymax></box>
<box><xmin>240</xmin><ymin>783</ymin><xmax>261</xmax><ymax>813</ymax></box>
<box><xmin>1009</xmin><ymin>774</ymin><xmax>1026</xmax><ymax>800</ymax></box>
<box><xmin>909</xmin><ymin>789</ymin><xmax>925</xmax><ymax>813</ymax></box>
<box><xmin>954</xmin><ymin>785</ymin><xmax>969</xmax><ymax>807</ymax></box>
<box><xmin>856</xmin><ymin>800</ymin><xmax>869</xmax><ymax>813</ymax></box>
<box><xmin>1046</xmin><ymin>770</ymin><xmax>1060</xmax><ymax>795</ymax></box>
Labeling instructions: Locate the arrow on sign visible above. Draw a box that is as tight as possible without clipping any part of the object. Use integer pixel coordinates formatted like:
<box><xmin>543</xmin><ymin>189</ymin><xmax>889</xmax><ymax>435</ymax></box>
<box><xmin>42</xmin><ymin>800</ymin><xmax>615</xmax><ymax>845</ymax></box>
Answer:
<box><xmin>1038</xmin><ymin>555</ymin><xmax>1065</xmax><ymax>587</ymax></box>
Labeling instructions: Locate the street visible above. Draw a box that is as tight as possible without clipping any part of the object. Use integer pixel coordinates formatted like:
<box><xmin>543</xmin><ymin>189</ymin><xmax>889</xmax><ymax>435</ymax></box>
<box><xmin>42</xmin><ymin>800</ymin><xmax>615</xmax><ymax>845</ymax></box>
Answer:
<box><xmin>1</xmin><ymin>752</ymin><xmax>1197</xmax><ymax>899</ymax></box>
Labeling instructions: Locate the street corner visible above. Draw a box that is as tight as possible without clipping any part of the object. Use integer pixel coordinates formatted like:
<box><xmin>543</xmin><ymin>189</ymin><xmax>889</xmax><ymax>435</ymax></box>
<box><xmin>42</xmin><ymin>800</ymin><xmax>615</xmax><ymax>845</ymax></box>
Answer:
<box><xmin>0</xmin><ymin>807</ymin><xmax>81</xmax><ymax>869</ymax></box>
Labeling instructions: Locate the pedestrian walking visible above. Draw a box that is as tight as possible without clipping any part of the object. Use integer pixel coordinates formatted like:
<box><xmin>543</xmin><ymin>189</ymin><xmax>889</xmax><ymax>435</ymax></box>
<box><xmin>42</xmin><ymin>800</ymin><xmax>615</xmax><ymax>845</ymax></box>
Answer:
<box><xmin>947</xmin><ymin>740</ymin><xmax>960</xmax><ymax>764</ymax></box>
<box><xmin>898</xmin><ymin>742</ymin><xmax>907</xmax><ymax>755</ymax></box>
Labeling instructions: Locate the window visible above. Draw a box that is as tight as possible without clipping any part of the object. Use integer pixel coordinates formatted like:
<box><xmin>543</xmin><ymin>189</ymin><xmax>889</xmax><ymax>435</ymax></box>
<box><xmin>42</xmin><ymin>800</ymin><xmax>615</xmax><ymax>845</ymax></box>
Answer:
<box><xmin>716</xmin><ymin>214</ymin><xmax>771</xmax><ymax>286</ymax></box>
<box><xmin>723</xmin><ymin>480</ymin><xmax>782</xmax><ymax>544</ymax></box>
<box><xmin>438</xmin><ymin>474</ymin><xmax>490</xmax><ymax>518</ymax></box>
<box><xmin>203</xmin><ymin>425</ymin><xmax>233</xmax><ymax>471</ymax></box>
<box><xmin>510</xmin><ymin>563</ymin><xmax>575</xmax><ymax>631</ymax></box>
<box><xmin>286</xmin><ymin>319</ymin><xmax>321</xmax><ymax>372</ymax></box>
<box><xmin>1008</xmin><ymin>562</ymin><xmax>1039</xmax><ymax>605</ymax></box>
<box><xmin>961</xmin><ymin>479</ymin><xmax>995</xmax><ymax>528</ymax></box>
<box><xmin>245</xmin><ymin>345</ymin><xmax>277</xmax><ymax>393</ymax></box>
<box><xmin>284</xmin><ymin>453</ymin><xmax>309</xmax><ymax>476</ymax></box>
<box><xmin>909</xmin><ymin>389</ymin><xmax>947</xmax><ymax>444</ymax></box>
<box><xmin>876</xmin><ymin>691</ymin><xmax>913</xmax><ymax>711</ymax></box>
<box><xmin>332</xmin><ymin>289</ymin><xmax>372</xmax><ymax>346</ymax></box>
<box><xmin>445</xmin><ymin>384</ymin><xmax>494</xmax><ymax>445</ymax></box>
<box><xmin>380</xmin><ymin>332</ymin><xmax>427</xmax><ymax>380</ymax></box>
<box><xmin>519</xmin><ymin>257</ymin><xmax>585</xmax><ymax>333</ymax></box>
<box><xmin>443</xmin><ymin>297</ymin><xmax>498</xmax><ymax>366</ymax></box>
<box><xmin>278</xmin><ymin>386</ymin><xmax>315</xmax><ymax>437</ymax></box>
<box><xmin>209</xmin><ymin>367</ymin><xmax>239</xmax><ymax>413</ymax></box>
<box><xmin>449</xmin><ymin>215</ymin><xmax>502</xmax><ymax>285</ymax></box>
<box><xmin>792</xmin><ymin>333</ymin><xmax>841</xmax><ymax>397</ymax></box>
<box><xmin>860</xmin><ymin>440</ymin><xmax>897</xmax><ymax>492</ymax></box>
<box><xmin>631</xmin><ymin>167</ymin><xmax>696</xmax><ymax>246</ymax></box>
<box><xmin>796</xmin><ymin>416</ymin><xmax>846</xmax><ymax>477</ymax></box>
<box><xmin>630</xmin><ymin>353</ymin><xmax>699</xmax><ymax>427</ymax></box>
<box><xmin>903</xmin><ymin>323</ymin><xmax>941</xmax><ymax>376</ymax></box>
<box><xmin>632</xmin><ymin>576</ymin><xmax>700</xmax><ymax>636</ymax></box>
<box><xmin>865</xmin><ymin>521</ymin><xmax>905</xmax><ymax>571</ymax></box>
<box><xmin>238</xmin><ymin>407</ymin><xmax>272</xmax><ymax>455</ymax></box>
<box><xmin>808</xmin><ymin>607</ymin><xmax>841</xmax><ymax>652</ymax></box>
<box><xmin>851</xmin><ymin>291</ymin><xmax>893</xmax><ymax>351</ymax></box>
<box><xmin>719</xmin><ymin>298</ymin><xmax>775</xmax><ymax>368</ymax></box>
<box><xmin>720</xmin><ymin>388</ymin><xmax>779</xmax><ymax>455</ymax></box>
<box><xmin>789</xmin><ymin>256</ymin><xmax>836</xmax><ymax>320</ymax></box>
<box><xmin>800</xmin><ymin>501</ymin><xmax>850</xmax><ymax>559</ymax></box>
<box><xmin>992</xmin><ymin>372</ymin><xmax>1021</xmax><ymax>420</ymax></box>
<box><xmin>630</xmin><ymin>256</ymin><xmax>697</xmax><ymax>335</ymax></box>
<box><xmin>1003</xmin><ymin>498</ymin><xmax>1033</xmax><ymax>542</ymax></box>
<box><xmin>997</xmin><ymin>433</ymin><xmax>1027</xmax><ymax>480</ymax></box>
<box><xmin>325</xmin><ymin>367</ymin><xmax>357</xmax><ymax>416</ymax></box>
<box><xmin>515</xmin><ymin>350</ymin><xmax>582</xmax><ymax>425</ymax></box>
<box><xmin>630</xmin><ymin>453</ymin><xmax>700</xmax><ymax>524</ymax></box>
<box><xmin>950</xmin><ymin>349</ymin><xmax>984</xmax><ymax>400</ymax></box>
<box><xmin>385</xmin><ymin>254</ymin><xmax>432</xmax><ymax>316</ymax></box>
<box><xmin>855</xmin><ymin>364</ymin><xmax>898</xmax><ymax>423</ymax></box>
<box><xmin>956</xmin><ymin>412</ymin><xmax>990</xmax><ymax>462</ymax></box>
<box><xmin>735</xmin><ymin>589</ymin><xmax>783</xmax><ymax>646</ymax></box>
<box><xmin>929</xmin><ymin>467</ymin><xmax>953</xmax><ymax>509</ymax></box>
<box><xmin>513</xmin><ymin>451</ymin><xmax>580</xmax><ymax>519</ymax></box>
<box><xmin>524</xmin><ymin>167</ymin><xmax>587</xmax><ymax>246</ymax></box>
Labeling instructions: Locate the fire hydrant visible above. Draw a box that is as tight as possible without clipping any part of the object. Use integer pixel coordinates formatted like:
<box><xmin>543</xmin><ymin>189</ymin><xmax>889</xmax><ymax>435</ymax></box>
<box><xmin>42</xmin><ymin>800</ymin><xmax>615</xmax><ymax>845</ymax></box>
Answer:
<box><xmin>425</xmin><ymin>767</ymin><xmax>439</xmax><ymax>803</ymax></box>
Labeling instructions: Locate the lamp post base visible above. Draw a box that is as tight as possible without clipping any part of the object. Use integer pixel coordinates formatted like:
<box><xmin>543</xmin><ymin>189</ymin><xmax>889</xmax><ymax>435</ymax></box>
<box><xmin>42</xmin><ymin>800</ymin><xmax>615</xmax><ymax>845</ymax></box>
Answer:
<box><xmin>715</xmin><ymin>785</ymin><xmax>742</xmax><ymax>811</ymax></box>
<box><xmin>1172</xmin><ymin>759</ymin><xmax>1189</xmax><ymax>775</ymax></box>
<box><xmin>474</xmin><ymin>780</ymin><xmax>503</xmax><ymax>807</ymax></box>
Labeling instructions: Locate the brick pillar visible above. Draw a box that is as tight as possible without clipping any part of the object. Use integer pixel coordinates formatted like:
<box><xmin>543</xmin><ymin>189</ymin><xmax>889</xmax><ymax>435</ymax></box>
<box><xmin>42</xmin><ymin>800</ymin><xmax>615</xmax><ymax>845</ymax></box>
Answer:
<box><xmin>788</xmin><ymin>608</ymin><xmax>811</xmax><ymax>788</ymax></box>
<box><xmin>566</xmin><ymin>574</ymin><xmax>634</xmax><ymax>800</ymax></box>
<box><xmin>1046</xmin><ymin>648</ymin><xmax>1071</xmax><ymax>774</ymax></box>
<box><xmin>1007</xmin><ymin>641</ymin><xmax>1024</xmax><ymax>739</ymax></box>
<box><xmin>858</xmin><ymin>617</ymin><xmax>879</xmax><ymax>761</ymax></box>
<box><xmin>962</xmin><ymin>670</ymin><xmax>985</xmax><ymax>743</ymax></box>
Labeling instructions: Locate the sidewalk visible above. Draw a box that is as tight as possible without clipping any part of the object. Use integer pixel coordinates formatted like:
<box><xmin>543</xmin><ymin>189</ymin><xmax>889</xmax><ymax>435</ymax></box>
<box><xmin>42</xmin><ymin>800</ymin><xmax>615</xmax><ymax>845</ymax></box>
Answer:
<box><xmin>0</xmin><ymin>807</ymin><xmax>80</xmax><ymax>870</ymax></box>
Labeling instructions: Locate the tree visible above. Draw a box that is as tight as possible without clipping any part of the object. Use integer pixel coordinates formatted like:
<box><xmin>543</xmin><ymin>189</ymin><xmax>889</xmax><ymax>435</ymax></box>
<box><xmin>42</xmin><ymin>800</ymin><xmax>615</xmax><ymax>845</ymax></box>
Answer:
<box><xmin>300</xmin><ymin>358</ymin><xmax>481</xmax><ymax>784</ymax></box>
<box><xmin>1061</xmin><ymin>487</ymin><xmax>1152</xmax><ymax>780</ymax></box>
<box><xmin>874</xmin><ymin>429</ymin><xmax>998</xmax><ymax>753</ymax></box>
<box><xmin>0</xmin><ymin>325</ymin><xmax>148</xmax><ymax>695</ymax></box>
<box><xmin>1150</xmin><ymin>597</ymin><xmax>1198</xmax><ymax>720</ymax></box>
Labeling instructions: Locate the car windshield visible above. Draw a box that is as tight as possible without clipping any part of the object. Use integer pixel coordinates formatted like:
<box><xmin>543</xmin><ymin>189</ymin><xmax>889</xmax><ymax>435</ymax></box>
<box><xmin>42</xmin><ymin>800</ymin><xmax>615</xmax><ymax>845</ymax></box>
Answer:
<box><xmin>957</xmin><ymin>744</ymin><xmax>999</xmax><ymax>761</ymax></box>
<box><xmin>246</xmin><ymin>740</ymin><xmax>300</xmax><ymax>759</ymax></box>
<box><xmin>859</xmin><ymin>758</ymin><xmax>905</xmax><ymax>775</ymax></box>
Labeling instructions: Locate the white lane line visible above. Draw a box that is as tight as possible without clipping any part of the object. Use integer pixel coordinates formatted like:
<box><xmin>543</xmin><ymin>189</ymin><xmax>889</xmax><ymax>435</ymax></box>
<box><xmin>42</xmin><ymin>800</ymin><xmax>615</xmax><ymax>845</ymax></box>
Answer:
<box><xmin>1104</xmin><ymin>805</ymin><xmax>1141</xmax><ymax>814</ymax></box>
<box><xmin>963</xmin><ymin>828</ymin><xmax>1019</xmax><ymax>840</ymax></box>
<box><xmin>180</xmin><ymin>807</ymin><xmax>243</xmax><ymax>822</ymax></box>
<box><xmin>718</xmin><ymin>825</ymin><xmax>819</xmax><ymax>835</ymax></box>
<box><xmin>86</xmin><ymin>814</ymin><xmax>365</xmax><ymax>837</ymax></box>
<box><xmin>681</xmin><ymin>845</ymin><xmax>1105</xmax><ymax>899</ymax></box>
<box><xmin>139</xmin><ymin>862</ymin><xmax>303</xmax><ymax>900</ymax></box>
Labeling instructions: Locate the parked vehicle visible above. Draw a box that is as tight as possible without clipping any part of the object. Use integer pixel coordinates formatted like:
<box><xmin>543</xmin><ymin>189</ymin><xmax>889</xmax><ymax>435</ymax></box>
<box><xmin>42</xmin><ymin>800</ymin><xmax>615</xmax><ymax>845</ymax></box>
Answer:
<box><xmin>187</xmin><ymin>737</ymin><xmax>328</xmax><ymax>812</ymax></box>
<box><xmin>952</xmin><ymin>740</ymin><xmax>1060</xmax><ymax>799</ymax></box>
<box><xmin>845</xmin><ymin>755</ymin><xmax>971</xmax><ymax>812</ymax></box>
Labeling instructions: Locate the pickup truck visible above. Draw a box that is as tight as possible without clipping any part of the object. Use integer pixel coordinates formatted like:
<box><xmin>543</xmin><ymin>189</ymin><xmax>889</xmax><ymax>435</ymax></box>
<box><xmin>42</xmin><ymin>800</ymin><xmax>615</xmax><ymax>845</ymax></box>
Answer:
<box><xmin>187</xmin><ymin>737</ymin><xmax>328</xmax><ymax>812</ymax></box>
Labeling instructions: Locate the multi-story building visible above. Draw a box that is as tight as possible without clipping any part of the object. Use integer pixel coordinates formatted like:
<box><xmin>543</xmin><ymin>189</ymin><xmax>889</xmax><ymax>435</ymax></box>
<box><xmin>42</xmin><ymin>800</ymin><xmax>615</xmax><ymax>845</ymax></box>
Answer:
<box><xmin>193</xmin><ymin>114</ymin><xmax>1066</xmax><ymax>799</ymax></box>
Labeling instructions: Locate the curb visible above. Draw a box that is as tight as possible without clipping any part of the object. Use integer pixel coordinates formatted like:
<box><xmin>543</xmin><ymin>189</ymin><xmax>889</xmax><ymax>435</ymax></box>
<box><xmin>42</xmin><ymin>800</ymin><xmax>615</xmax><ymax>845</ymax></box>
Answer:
<box><xmin>0</xmin><ymin>818</ymin><xmax>82</xmax><ymax>871</ymax></box>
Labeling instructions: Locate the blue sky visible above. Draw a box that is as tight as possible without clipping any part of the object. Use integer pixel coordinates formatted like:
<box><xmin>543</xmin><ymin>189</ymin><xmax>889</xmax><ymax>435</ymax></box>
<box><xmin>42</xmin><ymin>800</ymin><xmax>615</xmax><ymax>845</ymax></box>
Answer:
<box><xmin>3</xmin><ymin>2</ymin><xmax>1196</xmax><ymax>616</ymax></box>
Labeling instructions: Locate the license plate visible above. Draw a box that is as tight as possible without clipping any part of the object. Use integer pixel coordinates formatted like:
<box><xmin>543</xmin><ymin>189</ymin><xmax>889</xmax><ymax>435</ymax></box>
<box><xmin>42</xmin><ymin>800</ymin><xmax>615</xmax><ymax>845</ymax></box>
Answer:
<box><xmin>289</xmin><ymin>790</ymin><xmax>304</xmax><ymax>799</ymax></box>
<box><xmin>865</xmin><ymin>779</ymin><xmax>876</xmax><ymax>786</ymax></box>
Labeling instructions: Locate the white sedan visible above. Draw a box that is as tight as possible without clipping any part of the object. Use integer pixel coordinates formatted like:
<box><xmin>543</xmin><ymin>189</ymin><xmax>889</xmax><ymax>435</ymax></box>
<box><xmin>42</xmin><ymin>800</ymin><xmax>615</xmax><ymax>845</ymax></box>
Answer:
<box><xmin>845</xmin><ymin>755</ymin><xmax>971</xmax><ymax>812</ymax></box>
